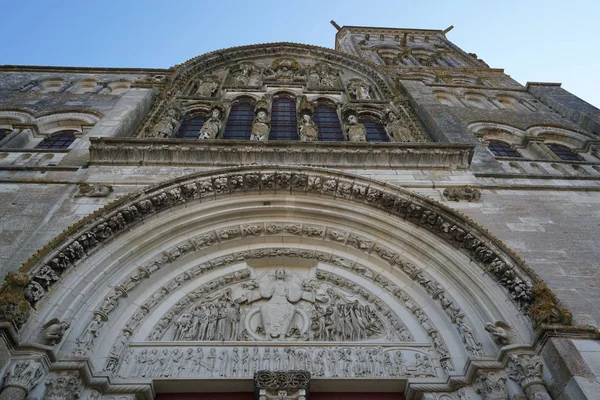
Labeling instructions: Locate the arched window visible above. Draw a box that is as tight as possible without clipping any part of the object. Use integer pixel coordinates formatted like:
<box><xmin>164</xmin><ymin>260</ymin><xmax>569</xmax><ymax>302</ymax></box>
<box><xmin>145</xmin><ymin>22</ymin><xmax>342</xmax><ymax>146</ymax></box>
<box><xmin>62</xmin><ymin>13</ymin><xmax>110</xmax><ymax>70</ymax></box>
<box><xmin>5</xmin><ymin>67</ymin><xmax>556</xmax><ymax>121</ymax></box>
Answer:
<box><xmin>0</xmin><ymin>128</ymin><xmax>11</xmax><ymax>141</ymax></box>
<box><xmin>223</xmin><ymin>101</ymin><xmax>254</xmax><ymax>140</ymax></box>
<box><xmin>270</xmin><ymin>97</ymin><xmax>298</xmax><ymax>141</ymax></box>
<box><xmin>36</xmin><ymin>130</ymin><xmax>77</xmax><ymax>149</ymax></box>
<box><xmin>313</xmin><ymin>103</ymin><xmax>343</xmax><ymax>141</ymax></box>
<box><xmin>488</xmin><ymin>141</ymin><xmax>522</xmax><ymax>158</ymax></box>
<box><xmin>176</xmin><ymin>114</ymin><xmax>207</xmax><ymax>139</ymax></box>
<box><xmin>362</xmin><ymin>116</ymin><xmax>389</xmax><ymax>142</ymax></box>
<box><xmin>546</xmin><ymin>143</ymin><xmax>583</xmax><ymax>161</ymax></box>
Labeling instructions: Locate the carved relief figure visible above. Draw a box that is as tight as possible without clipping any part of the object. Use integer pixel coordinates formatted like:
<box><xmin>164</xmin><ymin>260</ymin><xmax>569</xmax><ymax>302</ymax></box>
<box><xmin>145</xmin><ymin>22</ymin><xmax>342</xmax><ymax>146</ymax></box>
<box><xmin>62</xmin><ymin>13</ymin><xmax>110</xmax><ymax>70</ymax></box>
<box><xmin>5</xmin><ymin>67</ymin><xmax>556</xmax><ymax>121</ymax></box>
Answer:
<box><xmin>198</xmin><ymin>107</ymin><xmax>224</xmax><ymax>140</ymax></box>
<box><xmin>232</xmin><ymin>63</ymin><xmax>254</xmax><ymax>86</ymax></box>
<box><xmin>194</xmin><ymin>76</ymin><xmax>220</xmax><ymax>97</ymax></box>
<box><xmin>345</xmin><ymin>114</ymin><xmax>367</xmax><ymax>142</ymax></box>
<box><xmin>41</xmin><ymin>318</ymin><xmax>70</xmax><ymax>346</ymax></box>
<box><xmin>251</xmin><ymin>95</ymin><xmax>272</xmax><ymax>141</ymax></box>
<box><xmin>384</xmin><ymin>111</ymin><xmax>413</xmax><ymax>142</ymax></box>
<box><xmin>347</xmin><ymin>78</ymin><xmax>373</xmax><ymax>100</ymax></box>
<box><xmin>264</xmin><ymin>58</ymin><xmax>306</xmax><ymax>82</ymax></box>
<box><xmin>299</xmin><ymin>113</ymin><xmax>318</xmax><ymax>142</ymax></box>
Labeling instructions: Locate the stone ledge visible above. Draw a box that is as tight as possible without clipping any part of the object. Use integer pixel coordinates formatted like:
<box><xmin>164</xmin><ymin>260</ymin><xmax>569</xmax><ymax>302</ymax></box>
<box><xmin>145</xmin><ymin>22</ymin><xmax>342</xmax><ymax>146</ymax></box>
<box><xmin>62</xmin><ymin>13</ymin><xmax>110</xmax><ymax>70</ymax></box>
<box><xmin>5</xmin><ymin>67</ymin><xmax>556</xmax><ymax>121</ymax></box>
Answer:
<box><xmin>89</xmin><ymin>138</ymin><xmax>474</xmax><ymax>169</ymax></box>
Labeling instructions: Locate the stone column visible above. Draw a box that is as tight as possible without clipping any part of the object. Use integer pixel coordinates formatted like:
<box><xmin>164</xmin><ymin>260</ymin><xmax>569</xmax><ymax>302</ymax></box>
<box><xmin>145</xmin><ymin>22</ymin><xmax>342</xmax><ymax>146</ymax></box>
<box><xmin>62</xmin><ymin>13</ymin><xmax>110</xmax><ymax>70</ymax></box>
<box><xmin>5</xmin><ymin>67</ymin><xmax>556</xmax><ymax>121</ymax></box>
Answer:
<box><xmin>0</xmin><ymin>359</ymin><xmax>45</xmax><ymax>400</ymax></box>
<box><xmin>507</xmin><ymin>354</ymin><xmax>552</xmax><ymax>400</ymax></box>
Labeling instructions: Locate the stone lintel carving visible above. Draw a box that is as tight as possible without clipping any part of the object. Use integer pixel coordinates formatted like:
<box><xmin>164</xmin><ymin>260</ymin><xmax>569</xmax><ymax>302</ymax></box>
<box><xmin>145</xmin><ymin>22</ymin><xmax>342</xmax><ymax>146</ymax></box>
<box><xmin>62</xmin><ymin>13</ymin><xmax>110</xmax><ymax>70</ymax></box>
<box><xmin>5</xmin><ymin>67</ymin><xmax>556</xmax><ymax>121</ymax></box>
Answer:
<box><xmin>443</xmin><ymin>187</ymin><xmax>481</xmax><ymax>202</ymax></box>
<box><xmin>475</xmin><ymin>371</ymin><xmax>508</xmax><ymax>400</ymax></box>
<box><xmin>45</xmin><ymin>371</ymin><xmax>83</xmax><ymax>400</ymax></box>
<box><xmin>255</xmin><ymin>370</ymin><xmax>310</xmax><ymax>400</ymax></box>
<box><xmin>89</xmin><ymin>138</ymin><xmax>473</xmax><ymax>168</ymax></box>
<box><xmin>119</xmin><ymin>345</ymin><xmax>436</xmax><ymax>379</ymax></box>
<box><xmin>3</xmin><ymin>359</ymin><xmax>45</xmax><ymax>392</ymax></box>
<box><xmin>74</xmin><ymin>183</ymin><xmax>113</xmax><ymax>198</ymax></box>
<box><xmin>507</xmin><ymin>354</ymin><xmax>551</xmax><ymax>400</ymax></box>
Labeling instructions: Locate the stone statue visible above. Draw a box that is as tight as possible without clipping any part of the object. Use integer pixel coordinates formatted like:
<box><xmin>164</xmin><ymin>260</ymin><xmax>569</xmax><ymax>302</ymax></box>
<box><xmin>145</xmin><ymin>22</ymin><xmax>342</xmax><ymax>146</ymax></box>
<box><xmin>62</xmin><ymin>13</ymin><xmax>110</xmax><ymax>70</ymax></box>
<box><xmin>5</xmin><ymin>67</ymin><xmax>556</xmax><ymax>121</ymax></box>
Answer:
<box><xmin>150</xmin><ymin>101</ymin><xmax>182</xmax><ymax>138</ymax></box>
<box><xmin>384</xmin><ymin>111</ymin><xmax>413</xmax><ymax>142</ymax></box>
<box><xmin>198</xmin><ymin>107</ymin><xmax>224</xmax><ymax>140</ymax></box>
<box><xmin>345</xmin><ymin>114</ymin><xmax>367</xmax><ymax>142</ymax></box>
<box><xmin>484</xmin><ymin>321</ymin><xmax>513</xmax><ymax>345</ymax></box>
<box><xmin>251</xmin><ymin>110</ymin><xmax>271</xmax><ymax>141</ymax></box>
<box><xmin>347</xmin><ymin>78</ymin><xmax>372</xmax><ymax>100</ymax></box>
<box><xmin>194</xmin><ymin>77</ymin><xmax>219</xmax><ymax>97</ymax></box>
<box><xmin>41</xmin><ymin>318</ymin><xmax>70</xmax><ymax>346</ymax></box>
<box><xmin>299</xmin><ymin>114</ymin><xmax>318</xmax><ymax>142</ymax></box>
<box><xmin>233</xmin><ymin>63</ymin><xmax>253</xmax><ymax>86</ymax></box>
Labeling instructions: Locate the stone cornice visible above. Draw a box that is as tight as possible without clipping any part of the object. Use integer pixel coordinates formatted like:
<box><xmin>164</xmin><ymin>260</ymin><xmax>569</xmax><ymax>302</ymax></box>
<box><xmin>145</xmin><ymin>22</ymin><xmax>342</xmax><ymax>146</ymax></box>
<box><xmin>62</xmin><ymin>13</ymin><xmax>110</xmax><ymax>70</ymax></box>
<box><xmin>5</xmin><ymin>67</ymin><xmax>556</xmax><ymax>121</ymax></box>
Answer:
<box><xmin>0</xmin><ymin>65</ymin><xmax>169</xmax><ymax>75</ymax></box>
<box><xmin>88</xmin><ymin>138</ymin><xmax>474</xmax><ymax>169</ymax></box>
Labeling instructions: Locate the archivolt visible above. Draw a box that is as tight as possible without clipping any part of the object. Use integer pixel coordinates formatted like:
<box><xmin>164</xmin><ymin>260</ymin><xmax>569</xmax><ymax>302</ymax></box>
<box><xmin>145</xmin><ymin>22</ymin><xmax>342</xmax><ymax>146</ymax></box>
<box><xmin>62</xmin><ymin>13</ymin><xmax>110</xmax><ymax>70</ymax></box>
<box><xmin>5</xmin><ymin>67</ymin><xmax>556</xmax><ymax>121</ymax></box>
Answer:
<box><xmin>6</xmin><ymin>166</ymin><xmax>571</xmax><ymax>344</ymax></box>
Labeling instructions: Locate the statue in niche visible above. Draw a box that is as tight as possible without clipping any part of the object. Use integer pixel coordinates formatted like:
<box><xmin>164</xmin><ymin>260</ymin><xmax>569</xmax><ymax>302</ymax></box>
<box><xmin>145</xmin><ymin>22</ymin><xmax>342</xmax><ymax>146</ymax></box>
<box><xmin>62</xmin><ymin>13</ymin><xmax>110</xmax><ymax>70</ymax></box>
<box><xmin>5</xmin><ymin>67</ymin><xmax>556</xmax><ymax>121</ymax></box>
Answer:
<box><xmin>232</xmin><ymin>63</ymin><xmax>254</xmax><ymax>86</ymax></box>
<box><xmin>298</xmin><ymin>97</ymin><xmax>318</xmax><ymax>141</ymax></box>
<box><xmin>198</xmin><ymin>106</ymin><xmax>224</xmax><ymax>139</ymax></box>
<box><xmin>236</xmin><ymin>269</ymin><xmax>313</xmax><ymax>339</ymax></box>
<box><xmin>345</xmin><ymin>114</ymin><xmax>367</xmax><ymax>142</ymax></box>
<box><xmin>194</xmin><ymin>77</ymin><xmax>220</xmax><ymax>97</ymax></box>
<box><xmin>384</xmin><ymin>110</ymin><xmax>413</xmax><ymax>142</ymax></box>
<box><xmin>150</xmin><ymin>103</ymin><xmax>182</xmax><ymax>138</ymax></box>
<box><xmin>250</xmin><ymin>95</ymin><xmax>272</xmax><ymax>141</ymax></box>
<box><xmin>312</xmin><ymin>63</ymin><xmax>338</xmax><ymax>88</ymax></box>
<box><xmin>347</xmin><ymin>78</ymin><xmax>373</xmax><ymax>100</ymax></box>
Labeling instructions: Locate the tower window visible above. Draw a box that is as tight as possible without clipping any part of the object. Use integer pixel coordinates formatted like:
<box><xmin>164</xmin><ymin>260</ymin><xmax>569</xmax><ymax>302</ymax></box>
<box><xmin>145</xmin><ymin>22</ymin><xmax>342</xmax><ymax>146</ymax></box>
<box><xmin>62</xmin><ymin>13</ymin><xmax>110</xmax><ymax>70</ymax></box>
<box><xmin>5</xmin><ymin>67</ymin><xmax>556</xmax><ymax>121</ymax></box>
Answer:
<box><xmin>313</xmin><ymin>104</ymin><xmax>343</xmax><ymax>142</ymax></box>
<box><xmin>176</xmin><ymin>114</ymin><xmax>207</xmax><ymax>139</ymax></box>
<box><xmin>36</xmin><ymin>130</ymin><xmax>77</xmax><ymax>149</ymax></box>
<box><xmin>487</xmin><ymin>141</ymin><xmax>522</xmax><ymax>158</ymax></box>
<box><xmin>223</xmin><ymin>101</ymin><xmax>254</xmax><ymax>140</ymax></box>
<box><xmin>546</xmin><ymin>143</ymin><xmax>583</xmax><ymax>161</ymax></box>
<box><xmin>269</xmin><ymin>98</ymin><xmax>298</xmax><ymax>141</ymax></box>
<box><xmin>362</xmin><ymin>116</ymin><xmax>389</xmax><ymax>142</ymax></box>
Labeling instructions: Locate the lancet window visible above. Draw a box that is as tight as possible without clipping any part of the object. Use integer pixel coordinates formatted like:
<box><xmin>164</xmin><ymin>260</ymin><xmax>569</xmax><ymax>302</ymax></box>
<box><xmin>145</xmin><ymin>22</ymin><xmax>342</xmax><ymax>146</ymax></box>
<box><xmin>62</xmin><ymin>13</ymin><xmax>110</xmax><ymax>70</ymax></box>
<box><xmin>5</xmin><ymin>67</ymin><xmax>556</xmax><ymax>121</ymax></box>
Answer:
<box><xmin>223</xmin><ymin>100</ymin><xmax>254</xmax><ymax>140</ymax></box>
<box><xmin>177</xmin><ymin>114</ymin><xmax>207</xmax><ymax>140</ymax></box>
<box><xmin>362</xmin><ymin>116</ymin><xmax>389</xmax><ymax>142</ymax></box>
<box><xmin>313</xmin><ymin>102</ymin><xmax>343</xmax><ymax>141</ymax></box>
<box><xmin>269</xmin><ymin>97</ymin><xmax>298</xmax><ymax>141</ymax></box>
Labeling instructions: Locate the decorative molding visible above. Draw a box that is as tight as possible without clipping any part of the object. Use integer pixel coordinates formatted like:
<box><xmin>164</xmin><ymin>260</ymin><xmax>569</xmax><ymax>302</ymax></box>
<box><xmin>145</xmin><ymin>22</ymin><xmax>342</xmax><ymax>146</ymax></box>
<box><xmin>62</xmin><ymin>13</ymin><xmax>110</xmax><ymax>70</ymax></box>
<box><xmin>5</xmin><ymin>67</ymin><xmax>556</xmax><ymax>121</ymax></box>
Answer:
<box><xmin>3</xmin><ymin>167</ymin><xmax>570</xmax><ymax>336</ymax></box>
<box><xmin>89</xmin><ymin>138</ymin><xmax>473</xmax><ymax>168</ymax></box>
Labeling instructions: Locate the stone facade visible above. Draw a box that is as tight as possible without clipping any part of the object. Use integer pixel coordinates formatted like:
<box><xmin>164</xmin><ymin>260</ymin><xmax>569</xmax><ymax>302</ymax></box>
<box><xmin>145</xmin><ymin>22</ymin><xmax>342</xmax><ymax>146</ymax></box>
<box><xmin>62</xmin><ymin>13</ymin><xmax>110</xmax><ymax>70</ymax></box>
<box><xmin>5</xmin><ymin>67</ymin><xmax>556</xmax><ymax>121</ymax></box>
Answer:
<box><xmin>0</xmin><ymin>24</ymin><xmax>599</xmax><ymax>400</ymax></box>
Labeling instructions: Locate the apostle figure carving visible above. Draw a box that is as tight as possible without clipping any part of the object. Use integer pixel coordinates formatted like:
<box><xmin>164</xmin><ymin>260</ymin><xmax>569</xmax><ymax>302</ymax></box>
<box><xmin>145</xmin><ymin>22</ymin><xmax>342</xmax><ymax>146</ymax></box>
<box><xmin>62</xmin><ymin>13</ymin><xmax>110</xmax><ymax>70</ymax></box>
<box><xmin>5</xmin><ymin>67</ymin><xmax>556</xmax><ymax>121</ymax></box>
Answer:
<box><xmin>299</xmin><ymin>113</ymin><xmax>318</xmax><ymax>142</ymax></box>
<box><xmin>251</xmin><ymin>110</ymin><xmax>271</xmax><ymax>141</ymax></box>
<box><xmin>232</xmin><ymin>63</ymin><xmax>253</xmax><ymax>86</ymax></box>
<box><xmin>198</xmin><ymin>107</ymin><xmax>224</xmax><ymax>139</ymax></box>
<box><xmin>194</xmin><ymin>77</ymin><xmax>220</xmax><ymax>97</ymax></box>
<box><xmin>347</xmin><ymin>78</ymin><xmax>373</xmax><ymax>100</ymax></box>
<box><xmin>384</xmin><ymin>110</ymin><xmax>413</xmax><ymax>142</ymax></box>
<box><xmin>345</xmin><ymin>114</ymin><xmax>367</xmax><ymax>142</ymax></box>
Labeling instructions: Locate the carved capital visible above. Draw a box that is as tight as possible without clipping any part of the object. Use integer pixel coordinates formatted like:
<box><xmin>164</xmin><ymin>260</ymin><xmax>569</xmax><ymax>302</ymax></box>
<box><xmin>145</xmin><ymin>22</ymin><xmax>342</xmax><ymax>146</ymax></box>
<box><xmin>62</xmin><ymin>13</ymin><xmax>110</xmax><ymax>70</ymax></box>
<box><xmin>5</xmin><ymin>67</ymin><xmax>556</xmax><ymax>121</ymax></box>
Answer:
<box><xmin>254</xmin><ymin>371</ymin><xmax>310</xmax><ymax>400</ymax></box>
<box><xmin>45</xmin><ymin>371</ymin><xmax>83</xmax><ymax>400</ymax></box>
<box><xmin>475</xmin><ymin>371</ymin><xmax>508</xmax><ymax>400</ymax></box>
<box><xmin>3</xmin><ymin>359</ymin><xmax>45</xmax><ymax>392</ymax></box>
<box><xmin>507</xmin><ymin>354</ymin><xmax>551</xmax><ymax>399</ymax></box>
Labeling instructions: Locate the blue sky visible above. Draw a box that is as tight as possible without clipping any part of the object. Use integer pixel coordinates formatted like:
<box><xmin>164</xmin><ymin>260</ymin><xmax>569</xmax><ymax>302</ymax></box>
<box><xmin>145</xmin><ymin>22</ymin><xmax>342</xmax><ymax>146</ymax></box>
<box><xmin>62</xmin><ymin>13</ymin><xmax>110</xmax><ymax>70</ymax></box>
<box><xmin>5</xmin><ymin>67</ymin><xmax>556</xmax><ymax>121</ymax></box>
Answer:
<box><xmin>2</xmin><ymin>0</ymin><xmax>599</xmax><ymax>107</ymax></box>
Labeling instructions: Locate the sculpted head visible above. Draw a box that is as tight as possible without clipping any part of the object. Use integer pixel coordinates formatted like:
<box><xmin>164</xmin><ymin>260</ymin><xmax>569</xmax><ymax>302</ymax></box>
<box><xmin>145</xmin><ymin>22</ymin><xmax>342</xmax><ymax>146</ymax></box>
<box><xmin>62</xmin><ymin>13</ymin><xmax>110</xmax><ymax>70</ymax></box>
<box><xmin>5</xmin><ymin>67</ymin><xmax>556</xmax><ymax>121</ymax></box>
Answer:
<box><xmin>211</xmin><ymin>108</ymin><xmax>221</xmax><ymax>119</ymax></box>
<box><xmin>275</xmin><ymin>268</ymin><xmax>285</xmax><ymax>280</ymax></box>
<box><xmin>257</xmin><ymin>110</ymin><xmax>267</xmax><ymax>121</ymax></box>
<box><xmin>388</xmin><ymin>111</ymin><xmax>398</xmax><ymax>122</ymax></box>
<box><xmin>302</xmin><ymin>114</ymin><xmax>312</xmax><ymax>123</ymax></box>
<box><xmin>347</xmin><ymin>114</ymin><xmax>358</xmax><ymax>124</ymax></box>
